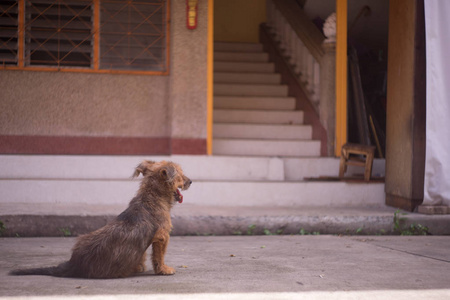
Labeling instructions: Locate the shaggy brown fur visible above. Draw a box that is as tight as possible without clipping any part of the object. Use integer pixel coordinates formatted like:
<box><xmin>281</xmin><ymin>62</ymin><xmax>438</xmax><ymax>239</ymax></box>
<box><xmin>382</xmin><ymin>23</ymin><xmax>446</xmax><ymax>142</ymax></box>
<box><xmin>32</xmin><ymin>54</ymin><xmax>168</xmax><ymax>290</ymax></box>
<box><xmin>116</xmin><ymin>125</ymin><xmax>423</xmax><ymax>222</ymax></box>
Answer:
<box><xmin>10</xmin><ymin>160</ymin><xmax>191</xmax><ymax>279</ymax></box>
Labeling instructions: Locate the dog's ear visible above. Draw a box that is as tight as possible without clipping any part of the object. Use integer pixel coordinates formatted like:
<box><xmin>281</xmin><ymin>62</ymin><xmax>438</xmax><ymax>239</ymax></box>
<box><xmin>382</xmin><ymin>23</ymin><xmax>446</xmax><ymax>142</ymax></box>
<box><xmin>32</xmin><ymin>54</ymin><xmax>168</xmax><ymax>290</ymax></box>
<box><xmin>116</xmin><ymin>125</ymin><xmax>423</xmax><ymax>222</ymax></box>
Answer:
<box><xmin>160</xmin><ymin>164</ymin><xmax>176</xmax><ymax>182</ymax></box>
<box><xmin>132</xmin><ymin>160</ymin><xmax>156</xmax><ymax>178</ymax></box>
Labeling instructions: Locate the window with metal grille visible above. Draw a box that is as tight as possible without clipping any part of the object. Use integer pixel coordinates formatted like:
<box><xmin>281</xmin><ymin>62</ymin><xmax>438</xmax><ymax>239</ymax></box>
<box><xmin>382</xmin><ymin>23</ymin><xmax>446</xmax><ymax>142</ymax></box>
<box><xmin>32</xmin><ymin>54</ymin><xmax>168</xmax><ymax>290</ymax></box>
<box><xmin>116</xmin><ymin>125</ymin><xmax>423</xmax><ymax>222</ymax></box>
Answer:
<box><xmin>26</xmin><ymin>0</ymin><xmax>93</xmax><ymax>67</ymax></box>
<box><xmin>100</xmin><ymin>1</ymin><xmax>168</xmax><ymax>71</ymax></box>
<box><xmin>0</xmin><ymin>0</ymin><xmax>169</xmax><ymax>74</ymax></box>
<box><xmin>0</xmin><ymin>0</ymin><xmax>19</xmax><ymax>65</ymax></box>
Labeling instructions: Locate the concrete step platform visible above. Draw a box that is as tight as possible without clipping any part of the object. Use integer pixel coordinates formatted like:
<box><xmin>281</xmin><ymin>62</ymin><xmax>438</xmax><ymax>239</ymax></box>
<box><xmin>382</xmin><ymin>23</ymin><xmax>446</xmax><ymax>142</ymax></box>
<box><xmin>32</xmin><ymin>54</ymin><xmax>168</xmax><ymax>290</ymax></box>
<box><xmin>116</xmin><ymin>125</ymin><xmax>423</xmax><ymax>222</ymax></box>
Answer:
<box><xmin>214</xmin><ymin>72</ymin><xmax>281</xmax><ymax>85</ymax></box>
<box><xmin>214</xmin><ymin>96</ymin><xmax>296</xmax><ymax>110</ymax></box>
<box><xmin>1</xmin><ymin>203</ymin><xmax>449</xmax><ymax>237</ymax></box>
<box><xmin>215</xmin><ymin>83</ymin><xmax>289</xmax><ymax>97</ymax></box>
<box><xmin>214</xmin><ymin>61</ymin><xmax>275</xmax><ymax>73</ymax></box>
<box><xmin>213</xmin><ymin>138</ymin><xmax>321</xmax><ymax>157</ymax></box>
<box><xmin>214</xmin><ymin>52</ymin><xmax>269</xmax><ymax>62</ymax></box>
<box><xmin>0</xmin><ymin>155</ymin><xmax>385</xmax><ymax>182</ymax></box>
<box><xmin>0</xmin><ymin>179</ymin><xmax>385</xmax><ymax>207</ymax></box>
<box><xmin>213</xmin><ymin>123</ymin><xmax>312</xmax><ymax>140</ymax></box>
<box><xmin>214</xmin><ymin>42</ymin><xmax>263</xmax><ymax>52</ymax></box>
<box><xmin>214</xmin><ymin>109</ymin><xmax>304</xmax><ymax>125</ymax></box>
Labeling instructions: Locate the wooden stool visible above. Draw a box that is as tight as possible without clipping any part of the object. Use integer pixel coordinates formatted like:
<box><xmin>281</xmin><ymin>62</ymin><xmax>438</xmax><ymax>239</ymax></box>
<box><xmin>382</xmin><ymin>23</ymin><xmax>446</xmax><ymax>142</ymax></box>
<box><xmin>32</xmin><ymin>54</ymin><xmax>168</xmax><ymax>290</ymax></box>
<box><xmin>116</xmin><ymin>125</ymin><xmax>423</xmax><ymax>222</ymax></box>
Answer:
<box><xmin>339</xmin><ymin>143</ymin><xmax>376</xmax><ymax>181</ymax></box>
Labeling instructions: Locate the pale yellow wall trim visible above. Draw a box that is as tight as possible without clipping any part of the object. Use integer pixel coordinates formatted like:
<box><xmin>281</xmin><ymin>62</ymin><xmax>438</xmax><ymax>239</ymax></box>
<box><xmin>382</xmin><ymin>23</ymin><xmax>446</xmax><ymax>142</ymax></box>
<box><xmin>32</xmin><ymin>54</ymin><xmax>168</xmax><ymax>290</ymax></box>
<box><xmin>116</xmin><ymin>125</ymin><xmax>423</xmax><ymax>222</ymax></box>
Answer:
<box><xmin>207</xmin><ymin>0</ymin><xmax>214</xmax><ymax>155</ymax></box>
<box><xmin>335</xmin><ymin>0</ymin><xmax>348</xmax><ymax>157</ymax></box>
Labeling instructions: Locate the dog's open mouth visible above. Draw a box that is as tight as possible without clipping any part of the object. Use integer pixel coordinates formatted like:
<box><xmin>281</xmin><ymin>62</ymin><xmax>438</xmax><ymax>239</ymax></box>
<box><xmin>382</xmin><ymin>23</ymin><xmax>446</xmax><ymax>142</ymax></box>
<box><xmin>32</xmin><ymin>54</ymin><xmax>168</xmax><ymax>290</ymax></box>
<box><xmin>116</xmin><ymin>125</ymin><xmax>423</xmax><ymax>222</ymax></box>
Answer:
<box><xmin>174</xmin><ymin>189</ymin><xmax>183</xmax><ymax>203</ymax></box>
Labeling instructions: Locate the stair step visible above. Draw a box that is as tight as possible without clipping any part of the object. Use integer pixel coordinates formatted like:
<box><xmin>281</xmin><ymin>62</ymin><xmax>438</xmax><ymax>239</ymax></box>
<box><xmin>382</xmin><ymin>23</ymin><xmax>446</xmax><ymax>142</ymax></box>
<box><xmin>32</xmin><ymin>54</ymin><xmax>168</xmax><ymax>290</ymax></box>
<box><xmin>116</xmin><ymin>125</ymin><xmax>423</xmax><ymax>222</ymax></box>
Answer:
<box><xmin>213</xmin><ymin>123</ymin><xmax>312</xmax><ymax>140</ymax></box>
<box><xmin>214</xmin><ymin>61</ymin><xmax>275</xmax><ymax>73</ymax></box>
<box><xmin>214</xmin><ymin>109</ymin><xmax>304</xmax><ymax>125</ymax></box>
<box><xmin>214</xmin><ymin>42</ymin><xmax>263</xmax><ymax>52</ymax></box>
<box><xmin>214</xmin><ymin>72</ymin><xmax>281</xmax><ymax>85</ymax></box>
<box><xmin>214</xmin><ymin>96</ymin><xmax>296</xmax><ymax>110</ymax></box>
<box><xmin>214</xmin><ymin>52</ymin><xmax>269</xmax><ymax>62</ymax></box>
<box><xmin>213</xmin><ymin>139</ymin><xmax>321</xmax><ymax>157</ymax></box>
<box><xmin>0</xmin><ymin>155</ymin><xmax>284</xmax><ymax>182</ymax></box>
<box><xmin>283</xmin><ymin>157</ymin><xmax>386</xmax><ymax>181</ymax></box>
<box><xmin>185</xmin><ymin>181</ymin><xmax>385</xmax><ymax>207</ymax></box>
<box><xmin>215</xmin><ymin>83</ymin><xmax>289</xmax><ymax>97</ymax></box>
<box><xmin>0</xmin><ymin>155</ymin><xmax>385</xmax><ymax>182</ymax></box>
<box><xmin>0</xmin><ymin>180</ymin><xmax>385</xmax><ymax>208</ymax></box>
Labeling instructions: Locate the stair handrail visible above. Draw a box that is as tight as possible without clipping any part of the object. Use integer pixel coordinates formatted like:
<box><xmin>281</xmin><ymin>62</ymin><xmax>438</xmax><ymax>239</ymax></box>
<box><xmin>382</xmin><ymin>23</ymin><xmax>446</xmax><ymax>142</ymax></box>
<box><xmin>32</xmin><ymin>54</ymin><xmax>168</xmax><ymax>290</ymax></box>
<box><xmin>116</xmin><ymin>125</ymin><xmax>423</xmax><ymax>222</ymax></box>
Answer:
<box><xmin>266</xmin><ymin>0</ymin><xmax>337</xmax><ymax>156</ymax></box>
<box><xmin>268</xmin><ymin>0</ymin><xmax>325</xmax><ymax>61</ymax></box>
<box><xmin>266</xmin><ymin>0</ymin><xmax>327</xmax><ymax>106</ymax></box>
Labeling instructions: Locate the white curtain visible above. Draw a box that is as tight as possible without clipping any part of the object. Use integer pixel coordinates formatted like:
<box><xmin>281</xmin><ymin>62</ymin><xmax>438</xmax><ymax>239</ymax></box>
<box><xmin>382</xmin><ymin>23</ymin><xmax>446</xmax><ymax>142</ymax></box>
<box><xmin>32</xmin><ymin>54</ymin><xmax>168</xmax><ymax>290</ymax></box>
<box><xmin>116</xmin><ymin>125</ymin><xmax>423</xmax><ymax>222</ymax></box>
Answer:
<box><xmin>424</xmin><ymin>0</ymin><xmax>450</xmax><ymax>206</ymax></box>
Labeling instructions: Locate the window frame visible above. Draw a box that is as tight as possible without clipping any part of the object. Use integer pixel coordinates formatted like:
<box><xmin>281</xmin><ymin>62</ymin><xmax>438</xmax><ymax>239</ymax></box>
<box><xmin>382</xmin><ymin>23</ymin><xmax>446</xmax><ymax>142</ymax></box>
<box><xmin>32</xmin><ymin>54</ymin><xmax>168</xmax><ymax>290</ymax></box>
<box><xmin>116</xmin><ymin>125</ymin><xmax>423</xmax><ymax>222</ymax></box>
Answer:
<box><xmin>0</xmin><ymin>0</ymin><xmax>170</xmax><ymax>75</ymax></box>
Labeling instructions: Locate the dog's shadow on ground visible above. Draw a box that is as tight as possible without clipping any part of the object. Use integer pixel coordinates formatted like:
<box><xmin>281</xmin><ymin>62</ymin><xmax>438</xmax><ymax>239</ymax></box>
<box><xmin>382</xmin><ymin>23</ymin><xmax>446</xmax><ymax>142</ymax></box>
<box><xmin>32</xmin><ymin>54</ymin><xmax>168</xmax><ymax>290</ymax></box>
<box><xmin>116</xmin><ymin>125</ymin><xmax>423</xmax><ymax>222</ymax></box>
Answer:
<box><xmin>131</xmin><ymin>271</ymin><xmax>171</xmax><ymax>278</ymax></box>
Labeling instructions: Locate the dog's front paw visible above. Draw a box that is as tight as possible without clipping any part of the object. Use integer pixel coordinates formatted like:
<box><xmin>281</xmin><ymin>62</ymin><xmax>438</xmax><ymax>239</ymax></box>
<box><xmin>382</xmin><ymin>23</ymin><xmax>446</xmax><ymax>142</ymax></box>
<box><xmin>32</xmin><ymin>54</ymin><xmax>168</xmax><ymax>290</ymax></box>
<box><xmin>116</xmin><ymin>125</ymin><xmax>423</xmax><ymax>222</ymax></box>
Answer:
<box><xmin>156</xmin><ymin>265</ymin><xmax>176</xmax><ymax>275</ymax></box>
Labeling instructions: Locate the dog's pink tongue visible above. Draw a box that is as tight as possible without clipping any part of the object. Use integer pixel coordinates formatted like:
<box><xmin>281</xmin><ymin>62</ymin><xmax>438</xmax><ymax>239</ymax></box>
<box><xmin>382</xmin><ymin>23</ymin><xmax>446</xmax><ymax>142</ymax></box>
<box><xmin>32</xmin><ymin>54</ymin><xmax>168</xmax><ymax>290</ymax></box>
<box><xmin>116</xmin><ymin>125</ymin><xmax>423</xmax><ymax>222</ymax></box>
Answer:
<box><xmin>176</xmin><ymin>189</ymin><xmax>183</xmax><ymax>203</ymax></box>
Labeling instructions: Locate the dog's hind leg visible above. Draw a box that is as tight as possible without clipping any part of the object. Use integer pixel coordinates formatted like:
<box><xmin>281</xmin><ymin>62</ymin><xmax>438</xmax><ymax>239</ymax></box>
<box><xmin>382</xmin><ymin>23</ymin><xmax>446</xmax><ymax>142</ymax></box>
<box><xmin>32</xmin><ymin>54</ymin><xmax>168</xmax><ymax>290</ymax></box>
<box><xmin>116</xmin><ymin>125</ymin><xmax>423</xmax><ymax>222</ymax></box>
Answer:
<box><xmin>151</xmin><ymin>229</ymin><xmax>175</xmax><ymax>275</ymax></box>
<box><xmin>134</xmin><ymin>252</ymin><xmax>147</xmax><ymax>273</ymax></box>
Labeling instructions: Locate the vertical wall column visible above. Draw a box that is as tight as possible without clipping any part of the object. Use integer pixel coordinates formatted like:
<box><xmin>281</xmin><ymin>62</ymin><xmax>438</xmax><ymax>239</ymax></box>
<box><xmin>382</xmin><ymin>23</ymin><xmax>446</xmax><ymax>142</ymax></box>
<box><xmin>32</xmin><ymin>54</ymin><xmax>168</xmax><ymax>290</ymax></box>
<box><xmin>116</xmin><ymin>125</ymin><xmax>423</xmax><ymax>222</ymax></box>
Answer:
<box><xmin>169</xmin><ymin>0</ymin><xmax>209</xmax><ymax>154</ymax></box>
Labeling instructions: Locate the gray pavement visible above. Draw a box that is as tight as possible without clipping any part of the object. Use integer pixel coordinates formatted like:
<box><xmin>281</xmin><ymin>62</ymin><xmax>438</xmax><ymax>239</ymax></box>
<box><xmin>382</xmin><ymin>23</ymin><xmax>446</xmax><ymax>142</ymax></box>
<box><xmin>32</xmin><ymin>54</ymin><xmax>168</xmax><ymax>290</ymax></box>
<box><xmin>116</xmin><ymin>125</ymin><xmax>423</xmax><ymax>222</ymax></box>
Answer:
<box><xmin>1</xmin><ymin>235</ymin><xmax>450</xmax><ymax>299</ymax></box>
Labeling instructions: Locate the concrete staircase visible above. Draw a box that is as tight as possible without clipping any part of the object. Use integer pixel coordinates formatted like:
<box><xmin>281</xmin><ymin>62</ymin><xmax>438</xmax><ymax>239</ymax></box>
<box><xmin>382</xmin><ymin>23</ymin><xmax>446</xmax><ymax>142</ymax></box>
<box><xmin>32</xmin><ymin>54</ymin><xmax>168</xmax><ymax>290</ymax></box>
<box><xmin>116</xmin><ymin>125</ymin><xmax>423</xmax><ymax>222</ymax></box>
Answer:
<box><xmin>0</xmin><ymin>155</ymin><xmax>388</xmax><ymax>236</ymax></box>
<box><xmin>213</xmin><ymin>42</ymin><xmax>321</xmax><ymax>157</ymax></box>
<box><xmin>0</xmin><ymin>155</ymin><xmax>386</xmax><ymax>208</ymax></box>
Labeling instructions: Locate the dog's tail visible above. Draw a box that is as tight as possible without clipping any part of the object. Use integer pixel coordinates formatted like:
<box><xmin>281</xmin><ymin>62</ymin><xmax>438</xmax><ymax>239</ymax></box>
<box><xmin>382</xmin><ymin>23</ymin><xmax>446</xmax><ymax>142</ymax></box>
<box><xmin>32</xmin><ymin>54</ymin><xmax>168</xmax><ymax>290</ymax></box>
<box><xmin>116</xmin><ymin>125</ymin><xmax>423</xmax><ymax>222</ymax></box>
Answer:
<box><xmin>9</xmin><ymin>262</ymin><xmax>71</xmax><ymax>277</ymax></box>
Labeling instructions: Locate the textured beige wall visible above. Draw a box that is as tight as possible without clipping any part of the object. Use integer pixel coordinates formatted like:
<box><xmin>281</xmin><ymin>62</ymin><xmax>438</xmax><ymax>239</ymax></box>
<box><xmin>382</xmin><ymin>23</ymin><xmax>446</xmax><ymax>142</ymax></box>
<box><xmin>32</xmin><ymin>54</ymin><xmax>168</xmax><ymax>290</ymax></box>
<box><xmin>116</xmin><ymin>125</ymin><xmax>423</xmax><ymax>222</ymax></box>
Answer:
<box><xmin>0</xmin><ymin>71</ymin><xmax>169</xmax><ymax>137</ymax></box>
<box><xmin>168</xmin><ymin>0</ymin><xmax>208</xmax><ymax>139</ymax></box>
<box><xmin>214</xmin><ymin>0</ymin><xmax>266</xmax><ymax>43</ymax></box>
<box><xmin>0</xmin><ymin>1</ymin><xmax>211</xmax><ymax>141</ymax></box>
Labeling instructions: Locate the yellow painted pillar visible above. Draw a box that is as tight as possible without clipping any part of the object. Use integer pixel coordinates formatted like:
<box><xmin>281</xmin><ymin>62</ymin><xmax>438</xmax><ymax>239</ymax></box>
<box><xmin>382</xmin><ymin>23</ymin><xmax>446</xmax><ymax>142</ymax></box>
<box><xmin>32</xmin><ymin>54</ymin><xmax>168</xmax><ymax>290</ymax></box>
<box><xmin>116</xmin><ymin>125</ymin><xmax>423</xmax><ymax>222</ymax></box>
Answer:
<box><xmin>207</xmin><ymin>0</ymin><xmax>214</xmax><ymax>155</ymax></box>
<box><xmin>335</xmin><ymin>0</ymin><xmax>347</xmax><ymax>156</ymax></box>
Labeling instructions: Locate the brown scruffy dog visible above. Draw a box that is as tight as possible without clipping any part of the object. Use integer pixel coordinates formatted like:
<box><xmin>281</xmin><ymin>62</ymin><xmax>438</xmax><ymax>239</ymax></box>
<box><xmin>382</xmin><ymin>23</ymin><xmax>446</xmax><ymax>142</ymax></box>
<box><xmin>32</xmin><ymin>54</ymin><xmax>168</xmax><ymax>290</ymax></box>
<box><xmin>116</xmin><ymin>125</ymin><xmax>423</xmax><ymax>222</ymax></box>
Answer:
<box><xmin>10</xmin><ymin>160</ymin><xmax>191</xmax><ymax>278</ymax></box>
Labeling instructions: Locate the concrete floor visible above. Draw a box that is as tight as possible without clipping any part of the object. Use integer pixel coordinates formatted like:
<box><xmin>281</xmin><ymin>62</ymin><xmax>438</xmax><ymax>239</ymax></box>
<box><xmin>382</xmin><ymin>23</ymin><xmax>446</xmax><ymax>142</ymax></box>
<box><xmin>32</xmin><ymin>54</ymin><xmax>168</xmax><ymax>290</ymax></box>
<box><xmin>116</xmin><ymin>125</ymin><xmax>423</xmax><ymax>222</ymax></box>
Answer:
<box><xmin>1</xmin><ymin>235</ymin><xmax>449</xmax><ymax>299</ymax></box>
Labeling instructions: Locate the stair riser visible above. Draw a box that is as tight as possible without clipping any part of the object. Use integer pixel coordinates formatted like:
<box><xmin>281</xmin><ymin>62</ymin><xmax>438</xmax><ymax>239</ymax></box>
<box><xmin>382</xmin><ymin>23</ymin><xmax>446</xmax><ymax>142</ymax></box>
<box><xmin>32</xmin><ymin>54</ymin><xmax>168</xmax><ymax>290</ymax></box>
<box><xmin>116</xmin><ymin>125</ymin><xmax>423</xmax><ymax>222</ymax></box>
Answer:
<box><xmin>214</xmin><ymin>110</ymin><xmax>304</xmax><ymax>125</ymax></box>
<box><xmin>215</xmin><ymin>97</ymin><xmax>296</xmax><ymax>110</ymax></box>
<box><xmin>213</xmin><ymin>139</ymin><xmax>321</xmax><ymax>157</ymax></box>
<box><xmin>214</xmin><ymin>52</ymin><xmax>268</xmax><ymax>62</ymax></box>
<box><xmin>215</xmin><ymin>62</ymin><xmax>275</xmax><ymax>73</ymax></box>
<box><xmin>213</xmin><ymin>124</ymin><xmax>312</xmax><ymax>140</ymax></box>
<box><xmin>0</xmin><ymin>180</ymin><xmax>385</xmax><ymax>207</ymax></box>
<box><xmin>215</xmin><ymin>84</ymin><xmax>289</xmax><ymax>97</ymax></box>
<box><xmin>214</xmin><ymin>42</ymin><xmax>263</xmax><ymax>52</ymax></box>
<box><xmin>214</xmin><ymin>73</ymin><xmax>281</xmax><ymax>85</ymax></box>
